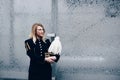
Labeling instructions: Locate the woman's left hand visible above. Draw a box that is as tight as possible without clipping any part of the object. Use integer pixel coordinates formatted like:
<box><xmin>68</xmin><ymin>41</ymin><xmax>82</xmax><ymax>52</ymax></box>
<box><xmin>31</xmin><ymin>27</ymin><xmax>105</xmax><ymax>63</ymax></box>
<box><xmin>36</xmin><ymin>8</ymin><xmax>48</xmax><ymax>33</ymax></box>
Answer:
<box><xmin>50</xmin><ymin>56</ymin><xmax>56</xmax><ymax>61</ymax></box>
<box><xmin>45</xmin><ymin>56</ymin><xmax>56</xmax><ymax>63</ymax></box>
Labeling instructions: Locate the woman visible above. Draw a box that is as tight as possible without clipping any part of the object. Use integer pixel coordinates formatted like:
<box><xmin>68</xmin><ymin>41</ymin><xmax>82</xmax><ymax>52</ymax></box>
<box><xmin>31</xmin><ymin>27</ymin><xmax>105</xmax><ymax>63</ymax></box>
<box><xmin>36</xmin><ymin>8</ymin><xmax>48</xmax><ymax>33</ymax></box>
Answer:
<box><xmin>24</xmin><ymin>23</ymin><xmax>60</xmax><ymax>80</ymax></box>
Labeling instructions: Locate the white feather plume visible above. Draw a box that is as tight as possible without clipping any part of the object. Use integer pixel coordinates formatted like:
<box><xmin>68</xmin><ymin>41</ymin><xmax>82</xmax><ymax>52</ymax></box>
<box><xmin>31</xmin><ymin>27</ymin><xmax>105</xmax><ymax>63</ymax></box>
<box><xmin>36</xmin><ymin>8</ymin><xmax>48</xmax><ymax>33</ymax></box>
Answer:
<box><xmin>48</xmin><ymin>36</ymin><xmax>62</xmax><ymax>54</ymax></box>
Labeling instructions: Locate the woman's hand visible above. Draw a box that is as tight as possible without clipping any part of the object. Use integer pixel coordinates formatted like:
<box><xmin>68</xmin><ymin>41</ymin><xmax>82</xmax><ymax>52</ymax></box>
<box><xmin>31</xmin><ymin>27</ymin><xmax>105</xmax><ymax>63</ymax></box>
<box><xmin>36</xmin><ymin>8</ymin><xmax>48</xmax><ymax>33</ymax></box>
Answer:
<box><xmin>45</xmin><ymin>56</ymin><xmax>56</xmax><ymax>63</ymax></box>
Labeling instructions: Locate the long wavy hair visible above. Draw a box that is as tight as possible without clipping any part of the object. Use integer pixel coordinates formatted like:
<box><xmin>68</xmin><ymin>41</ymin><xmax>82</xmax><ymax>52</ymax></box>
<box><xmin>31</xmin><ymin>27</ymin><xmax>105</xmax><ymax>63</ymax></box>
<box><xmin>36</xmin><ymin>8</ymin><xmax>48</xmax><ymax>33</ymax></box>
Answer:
<box><xmin>29</xmin><ymin>23</ymin><xmax>45</xmax><ymax>43</ymax></box>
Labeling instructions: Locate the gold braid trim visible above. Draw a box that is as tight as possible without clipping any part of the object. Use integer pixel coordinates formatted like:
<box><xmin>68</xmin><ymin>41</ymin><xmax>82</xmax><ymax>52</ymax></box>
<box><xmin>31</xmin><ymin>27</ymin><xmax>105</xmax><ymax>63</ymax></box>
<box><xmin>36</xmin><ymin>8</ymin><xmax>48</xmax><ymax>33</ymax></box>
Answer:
<box><xmin>25</xmin><ymin>42</ymin><xmax>31</xmax><ymax>51</ymax></box>
<box><xmin>26</xmin><ymin>42</ymin><xmax>31</xmax><ymax>50</ymax></box>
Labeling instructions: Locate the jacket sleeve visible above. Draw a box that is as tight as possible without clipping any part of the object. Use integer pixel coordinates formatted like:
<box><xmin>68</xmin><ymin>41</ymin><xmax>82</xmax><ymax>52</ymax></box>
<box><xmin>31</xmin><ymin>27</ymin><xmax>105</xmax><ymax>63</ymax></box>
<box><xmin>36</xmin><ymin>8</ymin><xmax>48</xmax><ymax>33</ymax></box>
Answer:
<box><xmin>25</xmin><ymin>41</ymin><xmax>32</xmax><ymax>58</ymax></box>
<box><xmin>24</xmin><ymin>40</ymin><xmax>45</xmax><ymax>63</ymax></box>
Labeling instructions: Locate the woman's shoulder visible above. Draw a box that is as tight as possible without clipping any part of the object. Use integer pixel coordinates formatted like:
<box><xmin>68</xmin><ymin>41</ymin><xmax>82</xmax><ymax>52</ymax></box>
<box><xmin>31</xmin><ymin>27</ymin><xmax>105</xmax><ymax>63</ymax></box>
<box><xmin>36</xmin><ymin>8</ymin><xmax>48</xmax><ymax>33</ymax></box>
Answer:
<box><xmin>25</xmin><ymin>38</ymin><xmax>33</xmax><ymax>43</ymax></box>
<box><xmin>45</xmin><ymin>38</ymin><xmax>51</xmax><ymax>43</ymax></box>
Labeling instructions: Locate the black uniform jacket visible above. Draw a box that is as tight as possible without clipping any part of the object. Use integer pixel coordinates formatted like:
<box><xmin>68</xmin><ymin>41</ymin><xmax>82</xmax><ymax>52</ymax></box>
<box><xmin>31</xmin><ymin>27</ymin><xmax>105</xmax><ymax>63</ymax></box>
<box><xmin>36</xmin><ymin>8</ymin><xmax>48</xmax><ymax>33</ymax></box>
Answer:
<box><xmin>25</xmin><ymin>38</ymin><xmax>60</xmax><ymax>80</ymax></box>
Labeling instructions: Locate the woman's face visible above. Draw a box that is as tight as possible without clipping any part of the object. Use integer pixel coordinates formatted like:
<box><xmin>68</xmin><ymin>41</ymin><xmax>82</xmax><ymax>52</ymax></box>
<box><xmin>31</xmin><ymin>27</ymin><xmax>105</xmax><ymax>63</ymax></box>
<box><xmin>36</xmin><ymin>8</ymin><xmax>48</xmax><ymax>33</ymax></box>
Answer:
<box><xmin>36</xmin><ymin>26</ymin><xmax>45</xmax><ymax>37</ymax></box>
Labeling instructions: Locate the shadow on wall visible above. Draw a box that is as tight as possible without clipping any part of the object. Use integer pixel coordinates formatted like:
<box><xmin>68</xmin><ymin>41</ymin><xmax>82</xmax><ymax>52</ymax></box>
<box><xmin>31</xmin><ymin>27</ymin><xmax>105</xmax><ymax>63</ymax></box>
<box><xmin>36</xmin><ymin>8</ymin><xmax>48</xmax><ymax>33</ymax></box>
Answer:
<box><xmin>65</xmin><ymin>0</ymin><xmax>120</xmax><ymax>18</ymax></box>
<box><xmin>105</xmin><ymin>0</ymin><xmax>120</xmax><ymax>18</ymax></box>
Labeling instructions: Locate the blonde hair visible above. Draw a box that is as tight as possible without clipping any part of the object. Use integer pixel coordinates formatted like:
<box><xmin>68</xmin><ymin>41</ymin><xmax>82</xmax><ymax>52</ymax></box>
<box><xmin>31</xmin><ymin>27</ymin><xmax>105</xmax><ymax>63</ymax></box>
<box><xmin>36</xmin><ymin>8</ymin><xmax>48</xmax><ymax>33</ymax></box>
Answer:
<box><xmin>29</xmin><ymin>23</ymin><xmax>45</xmax><ymax>43</ymax></box>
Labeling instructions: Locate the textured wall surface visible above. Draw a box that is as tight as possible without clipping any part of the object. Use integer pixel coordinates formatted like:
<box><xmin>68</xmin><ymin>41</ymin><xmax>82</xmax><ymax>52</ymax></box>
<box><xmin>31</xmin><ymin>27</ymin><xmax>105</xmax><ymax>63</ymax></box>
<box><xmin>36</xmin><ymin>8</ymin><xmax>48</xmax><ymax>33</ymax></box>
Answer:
<box><xmin>56</xmin><ymin>0</ymin><xmax>120</xmax><ymax>80</ymax></box>
<box><xmin>0</xmin><ymin>0</ymin><xmax>120</xmax><ymax>80</ymax></box>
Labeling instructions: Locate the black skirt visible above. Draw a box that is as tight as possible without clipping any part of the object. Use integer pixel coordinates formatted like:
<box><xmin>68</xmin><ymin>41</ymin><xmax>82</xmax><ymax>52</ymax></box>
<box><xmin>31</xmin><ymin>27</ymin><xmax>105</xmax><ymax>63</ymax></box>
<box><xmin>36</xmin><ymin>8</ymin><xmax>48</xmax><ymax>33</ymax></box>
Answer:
<box><xmin>28</xmin><ymin>60</ymin><xmax>52</xmax><ymax>80</ymax></box>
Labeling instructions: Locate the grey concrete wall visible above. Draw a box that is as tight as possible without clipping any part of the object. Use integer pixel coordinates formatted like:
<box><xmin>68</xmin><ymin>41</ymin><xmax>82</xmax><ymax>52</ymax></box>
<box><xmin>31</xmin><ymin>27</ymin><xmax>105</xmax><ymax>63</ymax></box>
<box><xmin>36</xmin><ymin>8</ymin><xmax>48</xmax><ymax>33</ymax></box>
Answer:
<box><xmin>56</xmin><ymin>0</ymin><xmax>120</xmax><ymax>80</ymax></box>
<box><xmin>0</xmin><ymin>0</ymin><xmax>120</xmax><ymax>80</ymax></box>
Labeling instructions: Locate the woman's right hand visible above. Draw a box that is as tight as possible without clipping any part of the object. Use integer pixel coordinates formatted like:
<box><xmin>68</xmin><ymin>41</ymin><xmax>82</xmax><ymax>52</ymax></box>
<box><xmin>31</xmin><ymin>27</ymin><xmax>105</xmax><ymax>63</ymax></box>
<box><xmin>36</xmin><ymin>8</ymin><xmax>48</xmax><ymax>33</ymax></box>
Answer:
<box><xmin>45</xmin><ymin>56</ymin><xmax>56</xmax><ymax>63</ymax></box>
